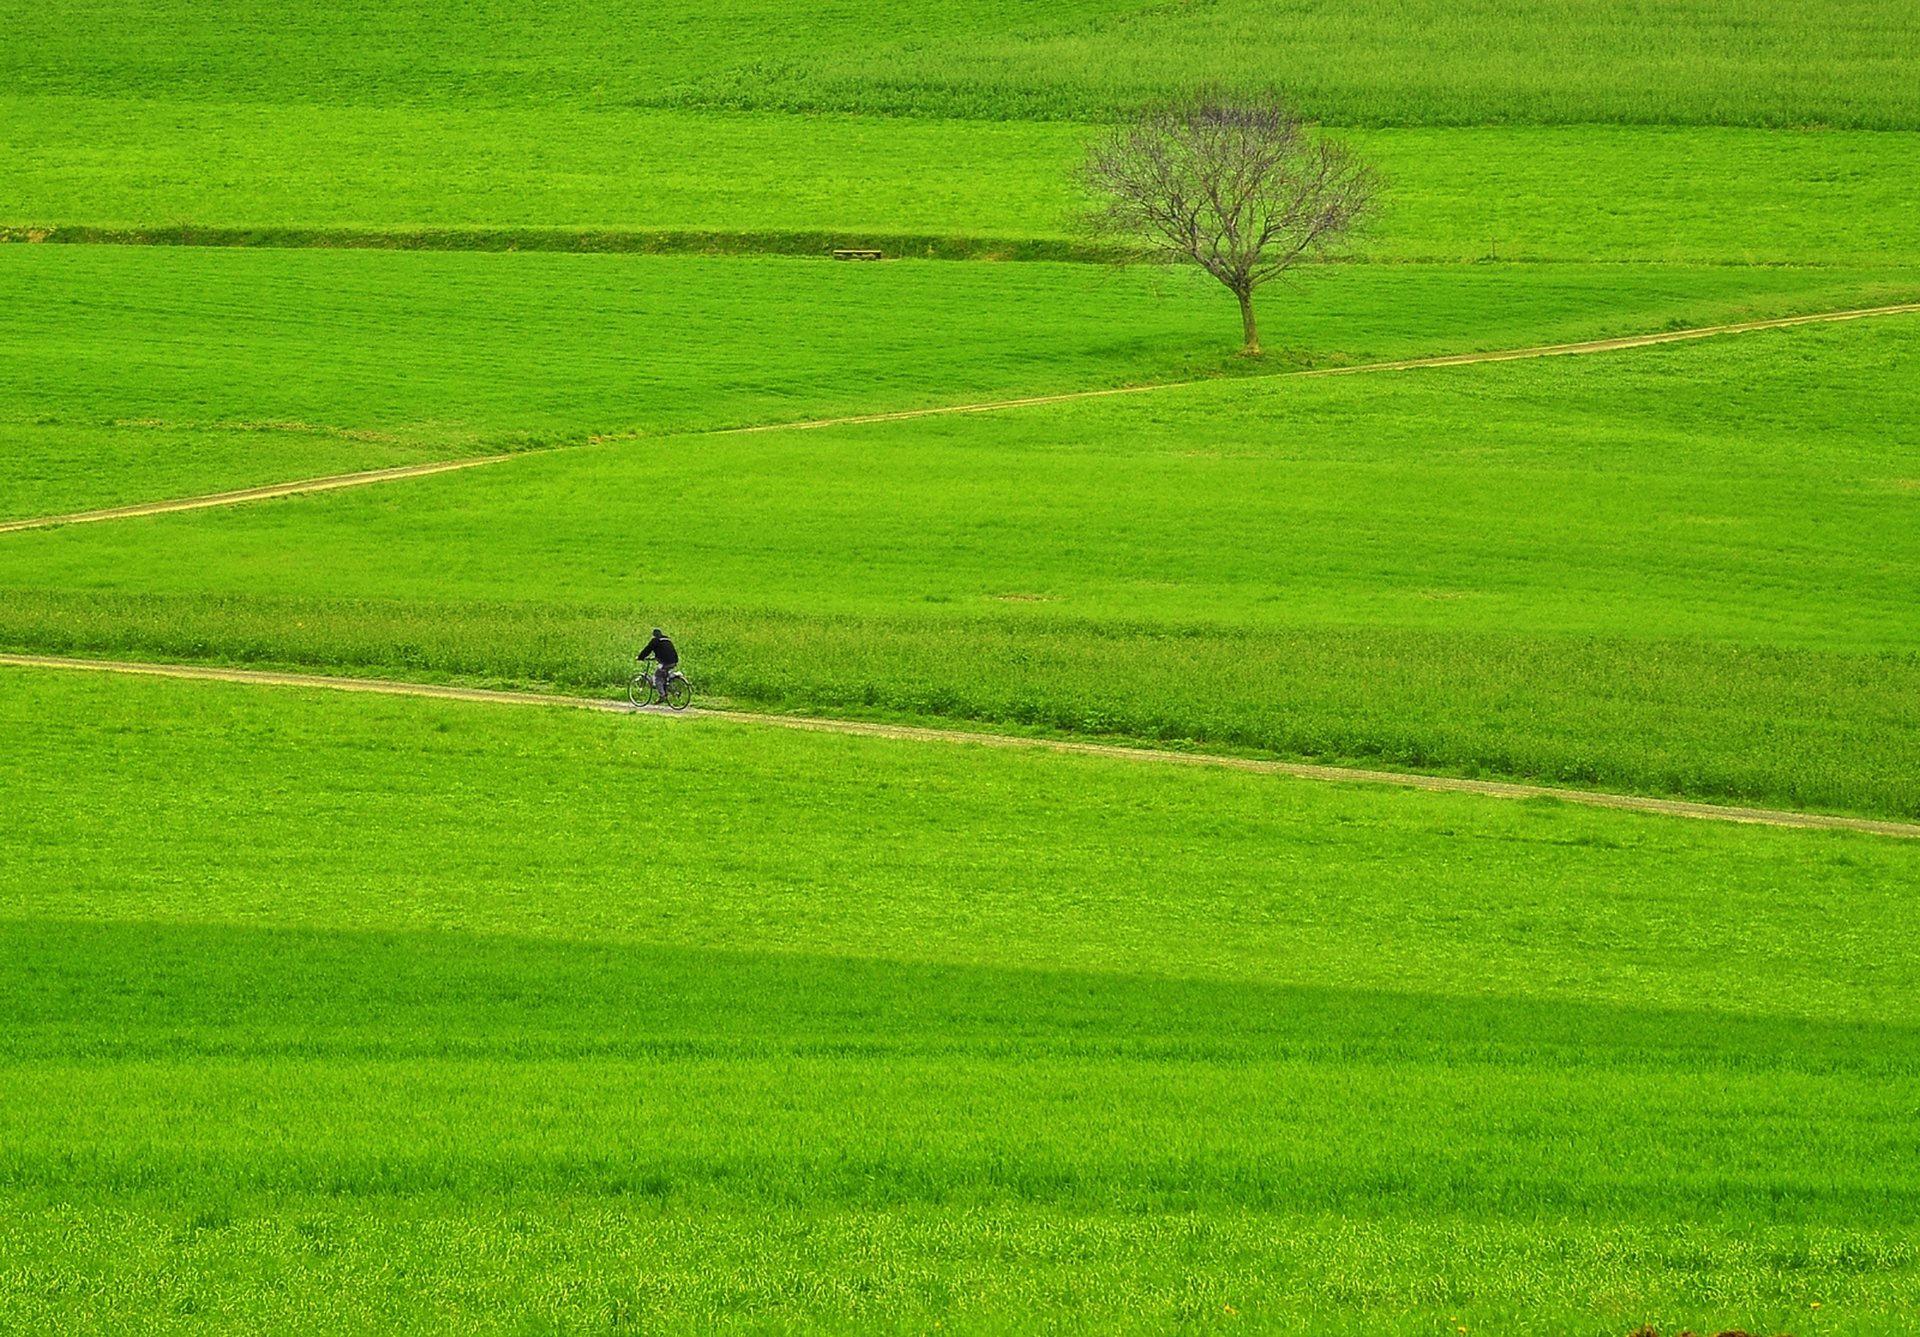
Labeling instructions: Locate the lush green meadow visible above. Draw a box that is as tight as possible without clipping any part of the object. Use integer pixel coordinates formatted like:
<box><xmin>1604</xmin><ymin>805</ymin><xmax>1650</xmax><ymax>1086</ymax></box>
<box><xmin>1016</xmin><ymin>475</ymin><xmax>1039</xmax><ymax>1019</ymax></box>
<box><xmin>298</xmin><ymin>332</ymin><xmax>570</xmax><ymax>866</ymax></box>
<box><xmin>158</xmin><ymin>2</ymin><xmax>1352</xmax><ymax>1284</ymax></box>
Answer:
<box><xmin>3</xmin><ymin>667</ymin><xmax>1916</xmax><ymax>1334</ymax></box>
<box><xmin>8</xmin><ymin>0</ymin><xmax>1918</xmax><ymax>270</ymax></box>
<box><xmin>3</xmin><ymin>243</ymin><xmax>1913</xmax><ymax>519</ymax></box>
<box><xmin>5</xmin><ymin>0</ymin><xmax>1917</xmax><ymax>126</ymax></box>
<box><xmin>9</xmin><ymin>106</ymin><xmax>1919</xmax><ymax>268</ymax></box>
<box><xmin>6</xmin><ymin>313</ymin><xmax>1917</xmax><ymax>818</ymax></box>
<box><xmin>5</xmin><ymin>0</ymin><xmax>1919</xmax><ymax>1331</ymax></box>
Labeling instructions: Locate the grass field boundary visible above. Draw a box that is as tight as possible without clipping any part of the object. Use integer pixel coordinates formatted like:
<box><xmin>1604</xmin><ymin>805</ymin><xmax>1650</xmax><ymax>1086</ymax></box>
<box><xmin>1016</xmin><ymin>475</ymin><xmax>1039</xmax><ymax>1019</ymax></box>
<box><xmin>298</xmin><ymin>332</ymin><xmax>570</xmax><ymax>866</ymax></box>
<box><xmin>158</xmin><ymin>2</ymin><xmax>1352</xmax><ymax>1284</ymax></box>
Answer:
<box><xmin>0</xmin><ymin>226</ymin><xmax>1122</xmax><ymax>264</ymax></box>
<box><xmin>6</xmin><ymin>300</ymin><xmax>1915</xmax><ymax>536</ymax></box>
<box><xmin>7</xmin><ymin>653</ymin><xmax>1916</xmax><ymax>839</ymax></box>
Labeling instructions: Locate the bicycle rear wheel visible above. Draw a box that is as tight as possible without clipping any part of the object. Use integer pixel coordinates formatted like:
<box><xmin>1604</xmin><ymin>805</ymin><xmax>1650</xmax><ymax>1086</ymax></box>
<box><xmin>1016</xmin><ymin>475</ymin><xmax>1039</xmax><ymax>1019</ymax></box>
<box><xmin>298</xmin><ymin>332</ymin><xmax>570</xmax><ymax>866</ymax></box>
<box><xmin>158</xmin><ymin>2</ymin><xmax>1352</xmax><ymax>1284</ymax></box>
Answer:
<box><xmin>628</xmin><ymin>671</ymin><xmax>656</xmax><ymax>707</ymax></box>
<box><xmin>665</xmin><ymin>672</ymin><xmax>693</xmax><ymax>711</ymax></box>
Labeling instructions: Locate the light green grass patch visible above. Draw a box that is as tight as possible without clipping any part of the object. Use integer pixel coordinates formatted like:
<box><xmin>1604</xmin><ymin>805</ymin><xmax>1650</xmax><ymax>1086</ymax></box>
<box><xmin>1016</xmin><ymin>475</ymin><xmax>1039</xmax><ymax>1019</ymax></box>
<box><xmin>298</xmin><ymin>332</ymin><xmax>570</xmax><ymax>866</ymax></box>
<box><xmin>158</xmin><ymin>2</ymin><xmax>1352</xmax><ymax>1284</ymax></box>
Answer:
<box><xmin>1</xmin><ymin>667</ymin><xmax>1915</xmax><ymax>1334</ymax></box>
<box><xmin>3</xmin><ymin>243</ymin><xmax>1911</xmax><ymax>518</ymax></box>
<box><xmin>7</xmin><ymin>102</ymin><xmax>1918</xmax><ymax>267</ymax></box>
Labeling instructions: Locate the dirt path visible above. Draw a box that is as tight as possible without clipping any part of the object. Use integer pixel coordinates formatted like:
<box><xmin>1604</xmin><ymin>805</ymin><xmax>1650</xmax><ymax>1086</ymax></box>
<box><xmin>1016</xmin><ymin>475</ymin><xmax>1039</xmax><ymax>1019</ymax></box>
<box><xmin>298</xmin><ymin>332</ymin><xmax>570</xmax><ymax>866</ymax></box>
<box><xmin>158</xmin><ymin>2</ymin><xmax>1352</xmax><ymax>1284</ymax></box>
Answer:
<box><xmin>4</xmin><ymin>301</ymin><xmax>1915</xmax><ymax>537</ymax></box>
<box><xmin>1292</xmin><ymin>302</ymin><xmax>1920</xmax><ymax>378</ymax></box>
<box><xmin>718</xmin><ymin>301</ymin><xmax>1920</xmax><ymax>434</ymax></box>
<box><xmin>0</xmin><ymin>456</ymin><xmax>513</xmax><ymax>536</ymax></box>
<box><xmin>7</xmin><ymin>653</ymin><xmax>1916</xmax><ymax>840</ymax></box>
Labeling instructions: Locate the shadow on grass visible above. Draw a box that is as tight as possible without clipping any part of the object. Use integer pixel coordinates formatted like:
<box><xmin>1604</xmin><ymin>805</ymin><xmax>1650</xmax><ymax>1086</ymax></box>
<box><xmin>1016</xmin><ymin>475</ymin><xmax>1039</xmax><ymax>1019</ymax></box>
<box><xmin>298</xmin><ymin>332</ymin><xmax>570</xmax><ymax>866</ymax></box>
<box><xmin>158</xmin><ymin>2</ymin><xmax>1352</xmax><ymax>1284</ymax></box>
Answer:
<box><xmin>3</xmin><ymin>920</ymin><xmax>1917</xmax><ymax>1218</ymax></box>
<box><xmin>5</xmin><ymin>917</ymin><xmax>1911</xmax><ymax>1073</ymax></box>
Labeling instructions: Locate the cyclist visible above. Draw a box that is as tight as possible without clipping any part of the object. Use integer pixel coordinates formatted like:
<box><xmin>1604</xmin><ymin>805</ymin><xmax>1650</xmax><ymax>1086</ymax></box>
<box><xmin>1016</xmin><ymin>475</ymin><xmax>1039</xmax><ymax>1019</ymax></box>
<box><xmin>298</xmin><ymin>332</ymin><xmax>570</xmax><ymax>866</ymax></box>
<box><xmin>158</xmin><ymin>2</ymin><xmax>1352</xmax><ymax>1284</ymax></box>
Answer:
<box><xmin>636</xmin><ymin>627</ymin><xmax>680</xmax><ymax>702</ymax></box>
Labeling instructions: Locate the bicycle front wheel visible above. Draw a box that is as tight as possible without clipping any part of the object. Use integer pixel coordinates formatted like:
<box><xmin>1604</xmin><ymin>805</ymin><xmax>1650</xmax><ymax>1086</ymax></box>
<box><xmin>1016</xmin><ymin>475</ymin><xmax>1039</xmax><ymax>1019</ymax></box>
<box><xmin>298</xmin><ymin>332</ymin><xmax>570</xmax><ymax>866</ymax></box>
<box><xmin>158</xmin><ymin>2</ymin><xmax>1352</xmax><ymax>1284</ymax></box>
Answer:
<box><xmin>665</xmin><ymin>672</ymin><xmax>693</xmax><ymax>711</ymax></box>
<box><xmin>628</xmin><ymin>671</ymin><xmax>656</xmax><ymax>707</ymax></box>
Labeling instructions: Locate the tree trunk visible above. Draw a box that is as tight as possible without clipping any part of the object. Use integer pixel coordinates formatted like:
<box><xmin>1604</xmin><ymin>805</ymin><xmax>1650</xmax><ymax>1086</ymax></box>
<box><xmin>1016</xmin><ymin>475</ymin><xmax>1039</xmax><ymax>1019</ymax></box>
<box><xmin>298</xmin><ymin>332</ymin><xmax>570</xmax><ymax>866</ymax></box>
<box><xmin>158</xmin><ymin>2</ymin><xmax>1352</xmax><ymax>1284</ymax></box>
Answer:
<box><xmin>1236</xmin><ymin>287</ymin><xmax>1260</xmax><ymax>355</ymax></box>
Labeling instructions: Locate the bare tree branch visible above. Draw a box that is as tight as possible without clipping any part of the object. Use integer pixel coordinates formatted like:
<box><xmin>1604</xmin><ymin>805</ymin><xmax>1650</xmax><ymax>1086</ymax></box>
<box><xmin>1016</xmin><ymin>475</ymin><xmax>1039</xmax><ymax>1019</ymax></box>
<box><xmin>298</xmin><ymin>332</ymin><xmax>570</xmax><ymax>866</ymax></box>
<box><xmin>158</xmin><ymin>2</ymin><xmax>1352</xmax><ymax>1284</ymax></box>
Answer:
<box><xmin>1081</xmin><ymin>93</ymin><xmax>1380</xmax><ymax>355</ymax></box>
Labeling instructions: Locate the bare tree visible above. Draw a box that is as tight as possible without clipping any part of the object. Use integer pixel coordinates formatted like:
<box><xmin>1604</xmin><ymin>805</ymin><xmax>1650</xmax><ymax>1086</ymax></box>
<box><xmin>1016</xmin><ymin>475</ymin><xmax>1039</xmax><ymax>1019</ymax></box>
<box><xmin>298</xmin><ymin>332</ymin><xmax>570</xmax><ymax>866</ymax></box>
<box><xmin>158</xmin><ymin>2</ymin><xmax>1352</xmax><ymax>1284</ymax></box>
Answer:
<box><xmin>1082</xmin><ymin>94</ymin><xmax>1379</xmax><ymax>355</ymax></box>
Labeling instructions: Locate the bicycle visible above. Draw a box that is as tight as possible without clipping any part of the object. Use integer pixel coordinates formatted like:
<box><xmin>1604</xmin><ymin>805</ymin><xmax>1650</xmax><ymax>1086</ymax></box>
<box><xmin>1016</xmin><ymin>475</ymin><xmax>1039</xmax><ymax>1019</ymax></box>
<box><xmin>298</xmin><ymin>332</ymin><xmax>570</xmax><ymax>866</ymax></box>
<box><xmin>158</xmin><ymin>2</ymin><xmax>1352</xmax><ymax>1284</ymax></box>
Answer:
<box><xmin>629</xmin><ymin>661</ymin><xmax>693</xmax><ymax>710</ymax></box>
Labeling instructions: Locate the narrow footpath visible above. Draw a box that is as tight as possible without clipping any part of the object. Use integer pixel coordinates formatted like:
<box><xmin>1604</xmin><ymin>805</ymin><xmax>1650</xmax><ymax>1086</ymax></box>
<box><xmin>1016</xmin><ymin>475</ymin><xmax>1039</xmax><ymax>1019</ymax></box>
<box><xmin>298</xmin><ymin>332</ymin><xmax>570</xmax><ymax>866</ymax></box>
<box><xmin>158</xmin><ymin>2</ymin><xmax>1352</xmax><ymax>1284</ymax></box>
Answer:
<box><xmin>3</xmin><ymin>301</ymin><xmax>1915</xmax><ymax>536</ymax></box>
<box><xmin>0</xmin><ymin>457</ymin><xmax>511</xmax><ymax>536</ymax></box>
<box><xmin>6</xmin><ymin>653</ymin><xmax>1915</xmax><ymax>840</ymax></box>
<box><xmin>716</xmin><ymin>301</ymin><xmax>1920</xmax><ymax>433</ymax></box>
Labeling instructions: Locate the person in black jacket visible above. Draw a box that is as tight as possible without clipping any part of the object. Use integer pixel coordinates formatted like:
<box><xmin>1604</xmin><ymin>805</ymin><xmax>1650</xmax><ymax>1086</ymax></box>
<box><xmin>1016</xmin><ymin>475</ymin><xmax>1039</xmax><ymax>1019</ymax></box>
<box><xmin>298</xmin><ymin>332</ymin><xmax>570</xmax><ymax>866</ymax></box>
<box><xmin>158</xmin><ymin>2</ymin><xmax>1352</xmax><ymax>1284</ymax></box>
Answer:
<box><xmin>636</xmin><ymin>627</ymin><xmax>679</xmax><ymax>700</ymax></box>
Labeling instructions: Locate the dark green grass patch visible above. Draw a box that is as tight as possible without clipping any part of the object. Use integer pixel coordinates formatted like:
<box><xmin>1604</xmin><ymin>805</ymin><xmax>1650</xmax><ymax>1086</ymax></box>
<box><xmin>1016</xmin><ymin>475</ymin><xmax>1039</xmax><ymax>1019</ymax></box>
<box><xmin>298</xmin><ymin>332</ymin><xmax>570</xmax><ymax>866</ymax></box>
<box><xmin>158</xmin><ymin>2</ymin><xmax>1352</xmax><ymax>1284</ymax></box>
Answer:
<box><xmin>0</xmin><ymin>667</ymin><xmax>1915</xmax><ymax>1333</ymax></box>
<box><xmin>6</xmin><ymin>0</ymin><xmax>1917</xmax><ymax>128</ymax></box>
<box><xmin>2</xmin><ymin>243</ymin><xmax>1908</xmax><ymax>518</ymax></box>
<box><xmin>5</xmin><ymin>317</ymin><xmax>1917</xmax><ymax>816</ymax></box>
<box><xmin>647</xmin><ymin>0</ymin><xmax>1920</xmax><ymax>128</ymax></box>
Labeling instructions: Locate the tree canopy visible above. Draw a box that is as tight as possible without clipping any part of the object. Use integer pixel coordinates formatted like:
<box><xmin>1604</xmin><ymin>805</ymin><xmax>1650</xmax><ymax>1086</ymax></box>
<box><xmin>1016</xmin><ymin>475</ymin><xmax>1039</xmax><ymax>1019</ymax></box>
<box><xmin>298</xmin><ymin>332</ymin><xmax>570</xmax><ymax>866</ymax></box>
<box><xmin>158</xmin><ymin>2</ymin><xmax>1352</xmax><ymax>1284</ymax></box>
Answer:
<box><xmin>1082</xmin><ymin>95</ymin><xmax>1380</xmax><ymax>354</ymax></box>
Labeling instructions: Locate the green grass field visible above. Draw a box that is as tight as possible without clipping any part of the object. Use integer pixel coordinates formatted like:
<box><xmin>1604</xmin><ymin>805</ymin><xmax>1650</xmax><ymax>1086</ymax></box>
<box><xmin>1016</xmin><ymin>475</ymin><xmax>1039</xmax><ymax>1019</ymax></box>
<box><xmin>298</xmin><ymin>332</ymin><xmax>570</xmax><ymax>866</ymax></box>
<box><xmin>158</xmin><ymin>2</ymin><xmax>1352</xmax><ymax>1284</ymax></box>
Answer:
<box><xmin>4</xmin><ymin>0</ymin><xmax>1918</xmax><ymax>1332</ymax></box>
<box><xmin>8</xmin><ymin>108</ymin><xmax>1918</xmax><ymax>267</ymax></box>
<box><xmin>5</xmin><ymin>310</ymin><xmax>1917</xmax><ymax>818</ymax></box>
<box><xmin>4</xmin><ymin>667</ymin><xmax>1916</xmax><ymax>1335</ymax></box>
<box><xmin>3</xmin><ymin>244</ymin><xmax>1913</xmax><ymax>517</ymax></box>
<box><xmin>5</xmin><ymin>0</ymin><xmax>1917</xmax><ymax>125</ymax></box>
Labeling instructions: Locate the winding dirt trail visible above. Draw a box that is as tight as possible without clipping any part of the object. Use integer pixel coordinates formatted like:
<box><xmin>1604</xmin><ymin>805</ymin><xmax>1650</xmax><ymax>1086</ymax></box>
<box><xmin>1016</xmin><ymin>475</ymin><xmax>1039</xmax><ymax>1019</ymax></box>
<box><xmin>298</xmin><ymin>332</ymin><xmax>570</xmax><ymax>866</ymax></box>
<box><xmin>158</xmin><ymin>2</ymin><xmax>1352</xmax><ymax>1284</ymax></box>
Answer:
<box><xmin>6</xmin><ymin>653</ymin><xmax>1916</xmax><ymax>840</ymax></box>
<box><xmin>3</xmin><ymin>301</ymin><xmax>1915</xmax><ymax>537</ymax></box>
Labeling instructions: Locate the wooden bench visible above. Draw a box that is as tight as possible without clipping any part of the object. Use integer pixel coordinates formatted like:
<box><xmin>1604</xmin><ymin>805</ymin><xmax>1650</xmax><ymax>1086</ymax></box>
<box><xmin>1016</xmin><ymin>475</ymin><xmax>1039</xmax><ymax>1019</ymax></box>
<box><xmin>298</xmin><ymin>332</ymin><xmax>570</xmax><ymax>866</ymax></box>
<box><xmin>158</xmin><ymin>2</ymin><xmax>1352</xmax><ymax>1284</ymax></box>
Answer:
<box><xmin>832</xmin><ymin>249</ymin><xmax>884</xmax><ymax>261</ymax></box>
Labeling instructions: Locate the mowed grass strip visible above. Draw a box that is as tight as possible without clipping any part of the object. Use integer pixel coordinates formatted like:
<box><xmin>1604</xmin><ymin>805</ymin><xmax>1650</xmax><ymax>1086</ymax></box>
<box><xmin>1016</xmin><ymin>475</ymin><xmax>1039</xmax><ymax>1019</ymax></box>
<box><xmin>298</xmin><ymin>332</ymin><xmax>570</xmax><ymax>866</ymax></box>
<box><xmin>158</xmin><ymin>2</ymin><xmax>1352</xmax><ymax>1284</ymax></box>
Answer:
<box><xmin>2</xmin><ymin>667</ymin><xmax>1917</xmax><ymax>1335</ymax></box>
<box><xmin>3</xmin><ymin>243</ymin><xmax>1910</xmax><ymax>518</ymax></box>
<box><xmin>5</xmin><ymin>316</ymin><xmax>1916</xmax><ymax>817</ymax></box>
